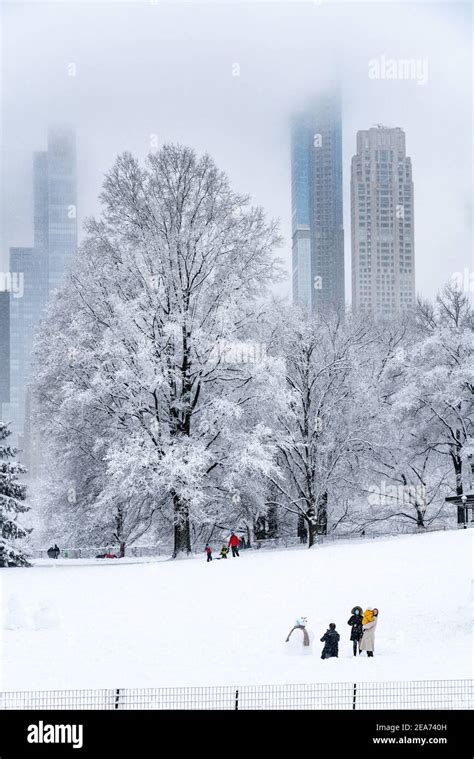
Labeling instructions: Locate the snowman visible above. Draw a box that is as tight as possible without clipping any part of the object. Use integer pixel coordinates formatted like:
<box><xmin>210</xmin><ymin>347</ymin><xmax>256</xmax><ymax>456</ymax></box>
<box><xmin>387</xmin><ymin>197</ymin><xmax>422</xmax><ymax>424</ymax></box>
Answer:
<box><xmin>284</xmin><ymin>616</ymin><xmax>314</xmax><ymax>655</ymax></box>
<box><xmin>33</xmin><ymin>600</ymin><xmax>60</xmax><ymax>631</ymax></box>
<box><xmin>4</xmin><ymin>594</ymin><xmax>28</xmax><ymax>630</ymax></box>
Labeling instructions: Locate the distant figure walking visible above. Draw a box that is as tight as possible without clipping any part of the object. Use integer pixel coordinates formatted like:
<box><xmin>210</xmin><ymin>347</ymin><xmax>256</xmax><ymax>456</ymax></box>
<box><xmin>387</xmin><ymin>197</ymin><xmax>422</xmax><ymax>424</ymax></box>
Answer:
<box><xmin>47</xmin><ymin>544</ymin><xmax>60</xmax><ymax>559</ymax></box>
<box><xmin>360</xmin><ymin>608</ymin><xmax>379</xmax><ymax>657</ymax></box>
<box><xmin>220</xmin><ymin>545</ymin><xmax>229</xmax><ymax>559</ymax></box>
<box><xmin>228</xmin><ymin>533</ymin><xmax>240</xmax><ymax>557</ymax></box>
<box><xmin>205</xmin><ymin>545</ymin><xmax>213</xmax><ymax>562</ymax></box>
<box><xmin>320</xmin><ymin>623</ymin><xmax>340</xmax><ymax>659</ymax></box>
<box><xmin>347</xmin><ymin>606</ymin><xmax>363</xmax><ymax>656</ymax></box>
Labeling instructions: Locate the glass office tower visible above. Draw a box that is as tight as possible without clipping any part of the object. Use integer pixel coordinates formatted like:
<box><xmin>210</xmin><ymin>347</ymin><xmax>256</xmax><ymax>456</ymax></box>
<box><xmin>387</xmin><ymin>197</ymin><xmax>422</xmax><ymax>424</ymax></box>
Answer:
<box><xmin>291</xmin><ymin>93</ymin><xmax>345</xmax><ymax>314</ymax></box>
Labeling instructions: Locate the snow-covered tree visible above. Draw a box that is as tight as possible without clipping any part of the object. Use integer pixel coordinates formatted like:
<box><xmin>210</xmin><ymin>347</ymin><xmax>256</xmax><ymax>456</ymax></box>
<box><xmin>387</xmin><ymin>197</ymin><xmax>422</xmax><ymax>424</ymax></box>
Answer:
<box><xmin>33</xmin><ymin>144</ymin><xmax>282</xmax><ymax>556</ymax></box>
<box><xmin>265</xmin><ymin>309</ymin><xmax>378</xmax><ymax>547</ymax></box>
<box><xmin>391</xmin><ymin>285</ymin><xmax>474</xmax><ymax>524</ymax></box>
<box><xmin>0</xmin><ymin>422</ymin><xmax>30</xmax><ymax>567</ymax></box>
<box><xmin>347</xmin><ymin>317</ymin><xmax>448</xmax><ymax>531</ymax></box>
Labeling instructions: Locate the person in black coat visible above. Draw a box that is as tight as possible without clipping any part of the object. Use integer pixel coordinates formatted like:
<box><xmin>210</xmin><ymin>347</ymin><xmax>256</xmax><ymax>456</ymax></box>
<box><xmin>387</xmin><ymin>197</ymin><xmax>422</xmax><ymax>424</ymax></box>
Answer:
<box><xmin>347</xmin><ymin>605</ymin><xmax>363</xmax><ymax>656</ymax></box>
<box><xmin>320</xmin><ymin>623</ymin><xmax>340</xmax><ymax>659</ymax></box>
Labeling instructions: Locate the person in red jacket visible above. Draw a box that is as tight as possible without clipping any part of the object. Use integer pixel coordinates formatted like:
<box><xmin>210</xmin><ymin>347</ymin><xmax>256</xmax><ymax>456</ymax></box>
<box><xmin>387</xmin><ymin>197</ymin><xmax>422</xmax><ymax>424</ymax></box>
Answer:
<box><xmin>228</xmin><ymin>533</ymin><xmax>240</xmax><ymax>558</ymax></box>
<box><xmin>205</xmin><ymin>545</ymin><xmax>213</xmax><ymax>562</ymax></box>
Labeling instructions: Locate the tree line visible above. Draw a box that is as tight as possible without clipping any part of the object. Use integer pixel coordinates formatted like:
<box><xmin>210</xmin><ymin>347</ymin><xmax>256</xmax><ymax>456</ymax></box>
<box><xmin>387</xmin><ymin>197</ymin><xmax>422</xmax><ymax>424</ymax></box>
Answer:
<box><xmin>26</xmin><ymin>145</ymin><xmax>473</xmax><ymax>558</ymax></box>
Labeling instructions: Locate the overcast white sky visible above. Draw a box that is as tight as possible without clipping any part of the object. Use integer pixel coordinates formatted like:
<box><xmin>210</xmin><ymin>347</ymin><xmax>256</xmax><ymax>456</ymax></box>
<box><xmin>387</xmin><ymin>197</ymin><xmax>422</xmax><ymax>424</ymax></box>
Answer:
<box><xmin>1</xmin><ymin>0</ymin><xmax>472</xmax><ymax>304</ymax></box>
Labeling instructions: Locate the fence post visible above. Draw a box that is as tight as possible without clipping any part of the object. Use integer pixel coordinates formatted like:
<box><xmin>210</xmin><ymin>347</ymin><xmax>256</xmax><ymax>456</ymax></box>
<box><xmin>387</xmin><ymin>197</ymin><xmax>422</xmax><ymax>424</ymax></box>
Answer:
<box><xmin>114</xmin><ymin>689</ymin><xmax>120</xmax><ymax>709</ymax></box>
<box><xmin>235</xmin><ymin>689</ymin><xmax>239</xmax><ymax>710</ymax></box>
<box><xmin>352</xmin><ymin>683</ymin><xmax>357</xmax><ymax>710</ymax></box>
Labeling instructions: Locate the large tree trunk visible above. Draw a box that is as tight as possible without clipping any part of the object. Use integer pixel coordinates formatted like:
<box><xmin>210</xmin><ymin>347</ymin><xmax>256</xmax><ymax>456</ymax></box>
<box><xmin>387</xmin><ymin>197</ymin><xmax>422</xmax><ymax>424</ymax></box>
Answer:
<box><xmin>297</xmin><ymin>514</ymin><xmax>307</xmax><ymax>544</ymax></box>
<box><xmin>114</xmin><ymin>505</ymin><xmax>126</xmax><ymax>557</ymax></box>
<box><xmin>316</xmin><ymin>492</ymin><xmax>328</xmax><ymax>535</ymax></box>
<box><xmin>267</xmin><ymin>502</ymin><xmax>279</xmax><ymax>539</ymax></box>
<box><xmin>172</xmin><ymin>493</ymin><xmax>191</xmax><ymax>557</ymax></box>
<box><xmin>306</xmin><ymin>502</ymin><xmax>317</xmax><ymax>548</ymax></box>
<box><xmin>415</xmin><ymin>507</ymin><xmax>425</xmax><ymax>528</ymax></box>
<box><xmin>452</xmin><ymin>443</ymin><xmax>464</xmax><ymax>524</ymax></box>
<box><xmin>246</xmin><ymin>524</ymin><xmax>252</xmax><ymax>548</ymax></box>
<box><xmin>254</xmin><ymin>515</ymin><xmax>266</xmax><ymax>540</ymax></box>
<box><xmin>307</xmin><ymin>517</ymin><xmax>317</xmax><ymax>548</ymax></box>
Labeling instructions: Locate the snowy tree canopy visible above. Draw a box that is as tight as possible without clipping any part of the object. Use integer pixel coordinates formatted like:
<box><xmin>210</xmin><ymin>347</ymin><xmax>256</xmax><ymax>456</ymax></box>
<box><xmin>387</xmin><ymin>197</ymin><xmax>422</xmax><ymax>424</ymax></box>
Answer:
<box><xmin>31</xmin><ymin>148</ymin><xmax>474</xmax><ymax>554</ymax></box>
<box><xmin>34</xmin><ymin>144</ymin><xmax>283</xmax><ymax>556</ymax></box>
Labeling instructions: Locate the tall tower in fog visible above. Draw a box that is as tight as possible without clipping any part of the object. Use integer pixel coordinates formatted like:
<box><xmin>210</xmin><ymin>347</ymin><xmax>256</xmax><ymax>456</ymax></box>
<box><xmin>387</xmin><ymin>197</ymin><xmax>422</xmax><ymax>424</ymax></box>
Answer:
<box><xmin>351</xmin><ymin>126</ymin><xmax>415</xmax><ymax>318</ymax></box>
<box><xmin>291</xmin><ymin>93</ymin><xmax>345</xmax><ymax>313</ymax></box>
<box><xmin>35</xmin><ymin>126</ymin><xmax>77</xmax><ymax>295</ymax></box>
<box><xmin>6</xmin><ymin>126</ymin><xmax>77</xmax><ymax>446</ymax></box>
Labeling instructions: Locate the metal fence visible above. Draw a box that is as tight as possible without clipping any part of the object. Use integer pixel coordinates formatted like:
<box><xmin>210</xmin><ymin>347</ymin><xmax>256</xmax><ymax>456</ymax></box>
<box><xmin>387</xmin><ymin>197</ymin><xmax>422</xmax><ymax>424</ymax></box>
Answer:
<box><xmin>32</xmin><ymin>544</ymin><xmax>167</xmax><ymax>560</ymax></box>
<box><xmin>0</xmin><ymin>680</ymin><xmax>472</xmax><ymax>710</ymax></box>
<box><xmin>30</xmin><ymin>524</ymin><xmax>460</xmax><ymax>561</ymax></box>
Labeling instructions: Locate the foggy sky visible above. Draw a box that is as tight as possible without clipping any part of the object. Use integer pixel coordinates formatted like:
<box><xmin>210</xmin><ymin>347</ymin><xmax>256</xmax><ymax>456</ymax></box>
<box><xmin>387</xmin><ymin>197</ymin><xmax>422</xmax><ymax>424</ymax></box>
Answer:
<box><xmin>1</xmin><ymin>0</ymin><xmax>472</xmax><ymax>304</ymax></box>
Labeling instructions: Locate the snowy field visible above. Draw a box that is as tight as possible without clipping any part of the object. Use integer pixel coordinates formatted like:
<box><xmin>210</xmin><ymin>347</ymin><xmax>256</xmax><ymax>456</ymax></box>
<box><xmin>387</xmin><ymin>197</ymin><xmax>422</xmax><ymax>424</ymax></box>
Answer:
<box><xmin>0</xmin><ymin>530</ymin><xmax>472</xmax><ymax>692</ymax></box>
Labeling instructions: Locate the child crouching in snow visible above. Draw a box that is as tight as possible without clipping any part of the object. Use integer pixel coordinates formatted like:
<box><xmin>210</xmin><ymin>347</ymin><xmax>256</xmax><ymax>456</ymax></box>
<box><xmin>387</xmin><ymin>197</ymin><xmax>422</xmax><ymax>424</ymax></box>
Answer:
<box><xmin>320</xmin><ymin>623</ymin><xmax>340</xmax><ymax>659</ymax></box>
<box><xmin>220</xmin><ymin>545</ymin><xmax>229</xmax><ymax>559</ymax></box>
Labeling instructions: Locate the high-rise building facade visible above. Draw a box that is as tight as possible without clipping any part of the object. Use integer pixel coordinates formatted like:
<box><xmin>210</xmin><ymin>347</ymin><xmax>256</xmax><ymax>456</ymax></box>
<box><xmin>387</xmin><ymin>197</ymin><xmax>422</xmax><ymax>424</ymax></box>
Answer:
<box><xmin>6</xmin><ymin>125</ymin><xmax>77</xmax><ymax>445</ymax></box>
<box><xmin>0</xmin><ymin>291</ymin><xmax>10</xmax><ymax>405</ymax></box>
<box><xmin>351</xmin><ymin>126</ymin><xmax>415</xmax><ymax>318</ymax></box>
<box><xmin>43</xmin><ymin>127</ymin><xmax>77</xmax><ymax>293</ymax></box>
<box><xmin>291</xmin><ymin>94</ymin><xmax>345</xmax><ymax>313</ymax></box>
<box><xmin>33</xmin><ymin>151</ymin><xmax>50</xmax><ymax>311</ymax></box>
<box><xmin>34</xmin><ymin>126</ymin><xmax>77</xmax><ymax>297</ymax></box>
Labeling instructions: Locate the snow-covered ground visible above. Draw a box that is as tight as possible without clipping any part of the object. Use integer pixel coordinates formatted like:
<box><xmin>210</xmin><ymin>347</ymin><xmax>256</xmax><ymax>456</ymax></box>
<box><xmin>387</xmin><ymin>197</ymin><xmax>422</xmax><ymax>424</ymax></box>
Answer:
<box><xmin>0</xmin><ymin>530</ymin><xmax>472</xmax><ymax>691</ymax></box>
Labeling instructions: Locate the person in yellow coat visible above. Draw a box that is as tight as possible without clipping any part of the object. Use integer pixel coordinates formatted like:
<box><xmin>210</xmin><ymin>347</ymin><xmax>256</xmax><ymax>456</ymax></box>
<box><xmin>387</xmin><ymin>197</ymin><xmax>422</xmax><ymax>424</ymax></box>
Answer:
<box><xmin>362</xmin><ymin>609</ymin><xmax>374</xmax><ymax>626</ymax></box>
<box><xmin>360</xmin><ymin>608</ymin><xmax>379</xmax><ymax>657</ymax></box>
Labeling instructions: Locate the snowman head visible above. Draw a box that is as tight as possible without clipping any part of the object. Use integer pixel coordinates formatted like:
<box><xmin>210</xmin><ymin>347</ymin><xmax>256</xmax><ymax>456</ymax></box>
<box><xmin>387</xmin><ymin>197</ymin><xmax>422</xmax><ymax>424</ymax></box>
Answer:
<box><xmin>296</xmin><ymin>616</ymin><xmax>307</xmax><ymax>627</ymax></box>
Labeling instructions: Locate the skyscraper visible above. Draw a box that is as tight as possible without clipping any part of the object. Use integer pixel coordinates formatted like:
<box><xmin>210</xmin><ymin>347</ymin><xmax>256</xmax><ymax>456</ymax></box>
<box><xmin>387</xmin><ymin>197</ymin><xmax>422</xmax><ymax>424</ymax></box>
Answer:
<box><xmin>0</xmin><ymin>291</ymin><xmax>10</xmax><ymax>405</ymax></box>
<box><xmin>6</xmin><ymin>126</ymin><xmax>77</xmax><ymax>445</ymax></box>
<box><xmin>291</xmin><ymin>93</ymin><xmax>345</xmax><ymax>313</ymax></box>
<box><xmin>35</xmin><ymin>126</ymin><xmax>77</xmax><ymax>296</ymax></box>
<box><xmin>351</xmin><ymin>126</ymin><xmax>415</xmax><ymax>318</ymax></box>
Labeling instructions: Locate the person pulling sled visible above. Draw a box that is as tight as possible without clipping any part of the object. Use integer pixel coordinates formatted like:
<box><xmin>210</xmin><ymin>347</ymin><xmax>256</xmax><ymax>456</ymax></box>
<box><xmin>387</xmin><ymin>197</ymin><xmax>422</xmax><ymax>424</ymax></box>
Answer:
<box><xmin>228</xmin><ymin>533</ymin><xmax>240</xmax><ymax>557</ymax></box>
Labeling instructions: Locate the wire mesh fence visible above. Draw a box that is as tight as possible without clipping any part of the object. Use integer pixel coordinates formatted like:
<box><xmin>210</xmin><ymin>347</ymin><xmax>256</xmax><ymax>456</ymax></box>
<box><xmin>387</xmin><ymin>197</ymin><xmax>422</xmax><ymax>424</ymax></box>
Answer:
<box><xmin>0</xmin><ymin>680</ymin><xmax>472</xmax><ymax>710</ymax></box>
<box><xmin>30</xmin><ymin>522</ymin><xmax>465</xmax><ymax>561</ymax></box>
